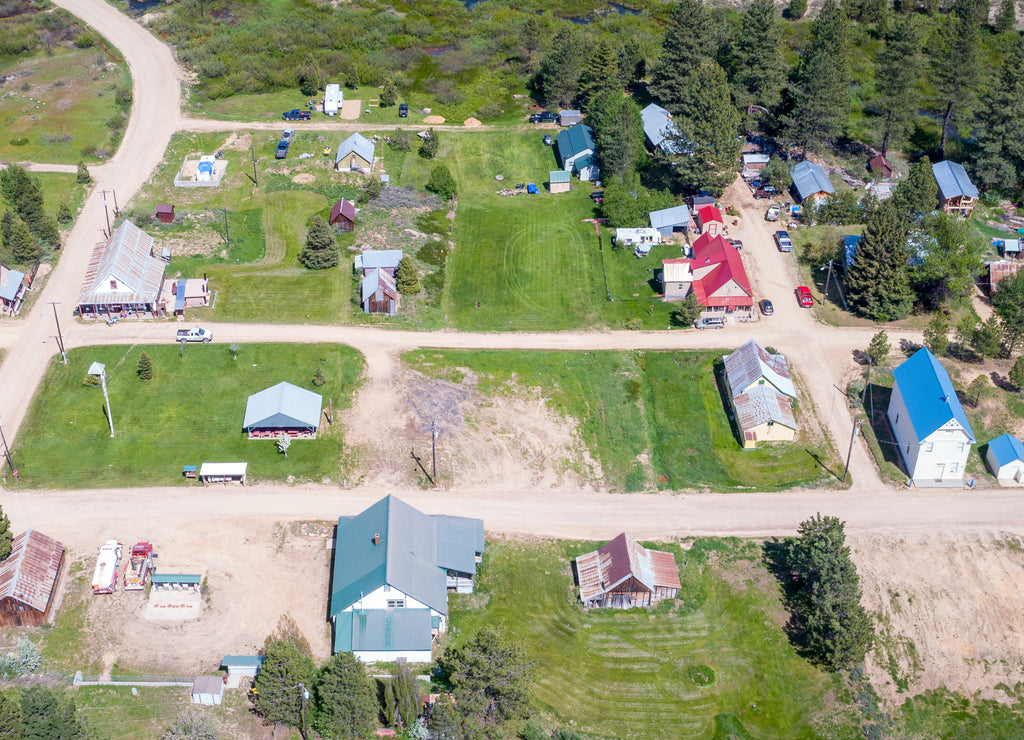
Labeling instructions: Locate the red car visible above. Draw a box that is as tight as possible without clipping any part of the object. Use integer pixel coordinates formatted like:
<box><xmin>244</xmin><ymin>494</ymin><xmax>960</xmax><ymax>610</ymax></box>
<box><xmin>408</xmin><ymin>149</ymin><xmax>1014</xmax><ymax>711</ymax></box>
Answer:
<box><xmin>796</xmin><ymin>286</ymin><xmax>814</xmax><ymax>308</ymax></box>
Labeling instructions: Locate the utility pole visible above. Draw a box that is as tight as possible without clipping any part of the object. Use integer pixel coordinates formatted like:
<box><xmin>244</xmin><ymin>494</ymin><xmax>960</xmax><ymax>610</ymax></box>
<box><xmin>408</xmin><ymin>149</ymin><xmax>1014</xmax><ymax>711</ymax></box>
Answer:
<box><xmin>431</xmin><ymin>419</ymin><xmax>438</xmax><ymax>483</ymax></box>
<box><xmin>222</xmin><ymin>208</ymin><xmax>231</xmax><ymax>249</ymax></box>
<box><xmin>101</xmin><ymin>191</ymin><xmax>112</xmax><ymax>235</ymax></box>
<box><xmin>50</xmin><ymin>302</ymin><xmax>66</xmax><ymax>364</ymax></box>
<box><xmin>843</xmin><ymin>417</ymin><xmax>862</xmax><ymax>483</ymax></box>
<box><xmin>298</xmin><ymin>684</ymin><xmax>309</xmax><ymax>740</ymax></box>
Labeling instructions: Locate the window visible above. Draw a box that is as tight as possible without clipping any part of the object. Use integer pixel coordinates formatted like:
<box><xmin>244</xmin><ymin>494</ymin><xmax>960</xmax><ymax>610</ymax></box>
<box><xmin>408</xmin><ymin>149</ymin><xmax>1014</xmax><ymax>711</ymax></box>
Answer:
<box><xmin>387</xmin><ymin>599</ymin><xmax>405</xmax><ymax>609</ymax></box>
<box><xmin>895</xmin><ymin>413</ymin><xmax>899</xmax><ymax>425</ymax></box>
<box><xmin>950</xmin><ymin>463</ymin><xmax>958</xmax><ymax>473</ymax></box>
<box><xmin>958</xmin><ymin>443</ymin><xmax>965</xmax><ymax>452</ymax></box>
<box><xmin>109</xmin><ymin>280</ymin><xmax>117</xmax><ymax>290</ymax></box>
<box><xmin>383</xmin><ymin>585</ymin><xmax>391</xmax><ymax>592</ymax></box>
<box><xmin>924</xmin><ymin>443</ymin><xmax>934</xmax><ymax>453</ymax></box>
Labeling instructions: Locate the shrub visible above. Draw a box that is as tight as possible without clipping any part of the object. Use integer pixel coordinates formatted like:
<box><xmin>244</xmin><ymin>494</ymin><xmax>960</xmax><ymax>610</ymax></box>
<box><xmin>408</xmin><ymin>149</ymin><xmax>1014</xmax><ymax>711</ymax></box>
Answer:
<box><xmin>137</xmin><ymin>352</ymin><xmax>153</xmax><ymax>380</ymax></box>
<box><xmin>418</xmin><ymin>129</ymin><xmax>439</xmax><ymax>159</ymax></box>
<box><xmin>312</xmin><ymin>365</ymin><xmax>326</xmax><ymax>387</ymax></box>
<box><xmin>380</xmin><ymin>76</ymin><xmax>398</xmax><ymax>108</ymax></box>
<box><xmin>425</xmin><ymin>165</ymin><xmax>457</xmax><ymax>201</ymax></box>
<box><xmin>388</xmin><ymin>130</ymin><xmax>411</xmax><ymax>152</ymax></box>
<box><xmin>686</xmin><ymin>664</ymin><xmax>715</xmax><ymax>687</ymax></box>
<box><xmin>417</xmin><ymin>239</ymin><xmax>449</xmax><ymax>266</ymax></box>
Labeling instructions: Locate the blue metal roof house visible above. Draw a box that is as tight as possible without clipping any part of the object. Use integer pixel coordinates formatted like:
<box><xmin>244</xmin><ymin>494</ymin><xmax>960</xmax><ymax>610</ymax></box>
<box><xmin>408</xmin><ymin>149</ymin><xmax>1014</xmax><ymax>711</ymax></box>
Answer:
<box><xmin>932</xmin><ymin>160</ymin><xmax>978</xmax><ymax>218</ymax></box>
<box><xmin>887</xmin><ymin>347</ymin><xmax>976</xmax><ymax>486</ymax></box>
<box><xmin>985</xmin><ymin>433</ymin><xmax>1024</xmax><ymax>483</ymax></box>
<box><xmin>242</xmin><ymin>381</ymin><xmax>322</xmax><ymax>439</ymax></box>
<box><xmin>640</xmin><ymin>103</ymin><xmax>683</xmax><ymax>154</ymax></box>
<box><xmin>790</xmin><ymin>161</ymin><xmax>835</xmax><ymax>204</ymax></box>
<box><xmin>556</xmin><ymin>124</ymin><xmax>599</xmax><ymax>181</ymax></box>
<box><xmin>329</xmin><ymin>495</ymin><xmax>484</xmax><ymax>662</ymax></box>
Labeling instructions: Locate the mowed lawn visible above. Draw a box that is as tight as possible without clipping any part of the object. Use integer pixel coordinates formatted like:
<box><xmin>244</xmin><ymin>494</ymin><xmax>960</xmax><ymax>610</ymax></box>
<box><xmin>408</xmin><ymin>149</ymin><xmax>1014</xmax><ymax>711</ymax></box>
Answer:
<box><xmin>14</xmin><ymin>343</ymin><xmax>364</xmax><ymax>488</ymax></box>
<box><xmin>450</xmin><ymin>539</ymin><xmax>849</xmax><ymax>739</ymax></box>
<box><xmin>403</xmin><ymin>349</ymin><xmax>835</xmax><ymax>492</ymax></box>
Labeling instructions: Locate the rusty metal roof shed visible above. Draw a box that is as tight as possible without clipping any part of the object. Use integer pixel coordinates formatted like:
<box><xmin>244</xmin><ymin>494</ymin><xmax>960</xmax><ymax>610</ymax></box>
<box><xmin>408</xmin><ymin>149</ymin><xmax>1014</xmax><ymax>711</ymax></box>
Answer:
<box><xmin>575</xmin><ymin>533</ymin><xmax>680</xmax><ymax>603</ymax></box>
<box><xmin>76</xmin><ymin>220</ymin><xmax>165</xmax><ymax>308</ymax></box>
<box><xmin>723</xmin><ymin>339</ymin><xmax>795</xmax><ymax>398</ymax></box>
<box><xmin>0</xmin><ymin>529</ymin><xmax>64</xmax><ymax>612</ymax></box>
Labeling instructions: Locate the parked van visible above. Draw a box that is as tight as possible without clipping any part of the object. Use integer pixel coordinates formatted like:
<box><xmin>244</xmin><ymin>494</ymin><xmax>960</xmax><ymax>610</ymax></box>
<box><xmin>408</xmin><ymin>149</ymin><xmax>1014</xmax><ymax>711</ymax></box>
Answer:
<box><xmin>694</xmin><ymin>316</ymin><xmax>725</xmax><ymax>330</ymax></box>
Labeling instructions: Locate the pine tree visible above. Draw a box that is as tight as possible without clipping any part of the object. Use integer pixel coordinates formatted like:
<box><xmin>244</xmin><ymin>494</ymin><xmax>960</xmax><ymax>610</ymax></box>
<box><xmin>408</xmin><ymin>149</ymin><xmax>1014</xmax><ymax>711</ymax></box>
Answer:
<box><xmin>966</xmin><ymin>374</ymin><xmax>990</xmax><ymax>407</ymax></box>
<box><xmin>617</xmin><ymin>37</ymin><xmax>645</xmax><ymax>88</ymax></box>
<box><xmin>418</xmin><ymin>128</ymin><xmax>439</xmax><ymax>159</ymax></box>
<box><xmin>787</xmin><ymin>0</ymin><xmax>808</xmax><ymax>19</ymax></box>
<box><xmin>56</xmin><ymin>201</ymin><xmax>72</xmax><ymax>224</ymax></box>
<box><xmin>876</xmin><ymin>18</ymin><xmax>923</xmax><ymax>156</ymax></box>
<box><xmin>426</xmin><ymin>165</ymin><xmax>457</xmax><ymax>201</ymax></box>
<box><xmin>76</xmin><ymin>160</ymin><xmax>91</xmax><ymax>185</ymax></box>
<box><xmin>845</xmin><ymin>200</ymin><xmax>914</xmax><ymax>321</ymax></box>
<box><xmin>649</xmin><ymin>0</ymin><xmax>716</xmax><ymax>113</ymax></box>
<box><xmin>866</xmin><ymin>330</ymin><xmax>890</xmax><ymax>365</ymax></box>
<box><xmin>578</xmin><ymin>39</ymin><xmax>620</xmax><ymax>107</ymax></box>
<box><xmin>312</xmin><ymin>365</ymin><xmax>326</xmax><ymax>387</ymax></box>
<box><xmin>384</xmin><ymin>663</ymin><xmax>421</xmax><ymax>729</ymax></box>
<box><xmin>1010</xmin><ymin>356</ymin><xmax>1024</xmax><ymax>389</ymax></box>
<box><xmin>891</xmin><ymin>157</ymin><xmax>937</xmax><ymax>222</ymax></box>
<box><xmin>436</xmin><ymin>627</ymin><xmax>533</xmax><ymax>726</ymax></box>
<box><xmin>669</xmin><ymin>61</ymin><xmax>742</xmax><ymax>196</ymax></box>
<box><xmin>916</xmin><ymin>213</ymin><xmax>986</xmax><ymax>308</ymax></box>
<box><xmin>782</xmin><ymin>0</ymin><xmax>851</xmax><ymax>150</ymax></box>
<box><xmin>0</xmin><ymin>505</ymin><xmax>12</xmax><ymax>560</ymax></box>
<box><xmin>299</xmin><ymin>216</ymin><xmax>339</xmax><ymax>270</ymax></box>
<box><xmin>395</xmin><ymin>255</ymin><xmax>420</xmax><ymax>295</ymax></box>
<box><xmin>535</xmin><ymin>25</ymin><xmax>589</xmax><ymax>107</ymax></box>
<box><xmin>995</xmin><ymin>0</ymin><xmax>1017</xmax><ymax>31</ymax></box>
<box><xmin>931</xmin><ymin>2</ymin><xmax>982</xmax><ymax>156</ymax></box>
<box><xmin>923</xmin><ymin>312</ymin><xmax>950</xmax><ymax>356</ymax></box>
<box><xmin>21</xmin><ymin>686</ymin><xmax>87</xmax><ymax>739</ymax></box>
<box><xmin>137</xmin><ymin>351</ymin><xmax>153</xmax><ymax>381</ymax></box>
<box><xmin>0</xmin><ymin>689</ymin><xmax>22</xmax><ymax>738</ymax></box>
<box><xmin>761</xmin><ymin>157</ymin><xmax>792</xmax><ymax>191</ymax></box>
<box><xmin>733</xmin><ymin>0</ymin><xmax>787</xmax><ymax>112</ymax></box>
<box><xmin>970</xmin><ymin>36</ymin><xmax>1024</xmax><ymax>190</ymax></box>
<box><xmin>312</xmin><ymin>652</ymin><xmax>378</xmax><ymax>740</ymax></box>
<box><xmin>297</xmin><ymin>54</ymin><xmax>324</xmax><ymax>97</ymax></box>
<box><xmin>993</xmin><ymin>272</ymin><xmax>1024</xmax><ymax>355</ymax></box>
<box><xmin>252</xmin><ymin>640</ymin><xmax>315</xmax><ymax>727</ymax></box>
<box><xmin>7</xmin><ymin>214</ymin><xmax>38</xmax><ymax>265</ymax></box>
<box><xmin>587</xmin><ymin>90</ymin><xmax>643</xmax><ymax>179</ymax></box>
<box><xmin>380</xmin><ymin>76</ymin><xmax>398</xmax><ymax>108</ymax></box>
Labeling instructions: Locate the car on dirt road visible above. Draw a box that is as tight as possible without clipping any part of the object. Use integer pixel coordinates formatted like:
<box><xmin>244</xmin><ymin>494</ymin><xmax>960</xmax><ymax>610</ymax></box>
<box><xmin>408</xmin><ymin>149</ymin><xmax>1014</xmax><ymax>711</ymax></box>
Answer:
<box><xmin>775</xmin><ymin>230</ymin><xmax>793</xmax><ymax>252</ymax></box>
<box><xmin>282</xmin><ymin>109</ymin><xmax>311</xmax><ymax>121</ymax></box>
<box><xmin>796</xmin><ymin>286</ymin><xmax>814</xmax><ymax>308</ymax></box>
<box><xmin>759</xmin><ymin>299</ymin><xmax>774</xmax><ymax>316</ymax></box>
<box><xmin>694</xmin><ymin>316</ymin><xmax>726</xmax><ymax>330</ymax></box>
<box><xmin>177</xmin><ymin>327</ymin><xmax>213</xmax><ymax>343</ymax></box>
<box><xmin>765</xmin><ymin>204</ymin><xmax>781</xmax><ymax>221</ymax></box>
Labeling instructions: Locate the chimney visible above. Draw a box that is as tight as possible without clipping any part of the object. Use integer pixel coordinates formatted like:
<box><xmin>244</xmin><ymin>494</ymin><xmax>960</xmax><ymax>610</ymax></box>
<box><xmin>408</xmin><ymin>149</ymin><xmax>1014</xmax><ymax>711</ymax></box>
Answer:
<box><xmin>373</xmin><ymin>533</ymin><xmax>380</xmax><ymax>545</ymax></box>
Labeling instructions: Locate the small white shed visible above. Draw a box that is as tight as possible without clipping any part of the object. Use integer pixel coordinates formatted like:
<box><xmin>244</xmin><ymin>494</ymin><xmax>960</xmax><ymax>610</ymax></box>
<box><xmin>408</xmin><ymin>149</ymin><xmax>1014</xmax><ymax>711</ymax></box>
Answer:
<box><xmin>220</xmin><ymin>655</ymin><xmax>264</xmax><ymax>688</ymax></box>
<box><xmin>986</xmin><ymin>433</ymin><xmax>1024</xmax><ymax>483</ymax></box>
<box><xmin>191</xmin><ymin>675</ymin><xmax>224</xmax><ymax>705</ymax></box>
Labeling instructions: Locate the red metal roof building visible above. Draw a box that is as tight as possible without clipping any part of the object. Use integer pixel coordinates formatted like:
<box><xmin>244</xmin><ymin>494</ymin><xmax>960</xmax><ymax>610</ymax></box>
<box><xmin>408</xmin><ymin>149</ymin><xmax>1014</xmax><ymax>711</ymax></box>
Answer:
<box><xmin>574</xmin><ymin>533</ymin><xmax>680</xmax><ymax>609</ymax></box>
<box><xmin>329</xmin><ymin>198</ymin><xmax>357</xmax><ymax>231</ymax></box>
<box><xmin>0</xmin><ymin>529</ymin><xmax>65</xmax><ymax>627</ymax></box>
<box><xmin>688</xmin><ymin>233</ymin><xmax>753</xmax><ymax>310</ymax></box>
<box><xmin>695</xmin><ymin>205</ymin><xmax>724</xmax><ymax>237</ymax></box>
<box><xmin>868</xmin><ymin>155</ymin><xmax>893</xmax><ymax>181</ymax></box>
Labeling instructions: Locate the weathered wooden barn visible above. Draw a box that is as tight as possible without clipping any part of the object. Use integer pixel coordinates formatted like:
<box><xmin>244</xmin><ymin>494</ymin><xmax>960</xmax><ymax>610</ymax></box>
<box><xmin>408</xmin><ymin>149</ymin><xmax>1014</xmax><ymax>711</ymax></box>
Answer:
<box><xmin>574</xmin><ymin>533</ymin><xmax>680</xmax><ymax>609</ymax></box>
<box><xmin>0</xmin><ymin>529</ymin><xmax>65</xmax><ymax>627</ymax></box>
<box><xmin>329</xmin><ymin>198</ymin><xmax>356</xmax><ymax>231</ymax></box>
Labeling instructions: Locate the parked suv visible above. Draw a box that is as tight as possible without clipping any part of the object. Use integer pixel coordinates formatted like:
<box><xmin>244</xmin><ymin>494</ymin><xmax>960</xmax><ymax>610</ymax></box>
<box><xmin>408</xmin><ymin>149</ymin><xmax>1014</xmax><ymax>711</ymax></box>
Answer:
<box><xmin>694</xmin><ymin>316</ymin><xmax>726</xmax><ymax>330</ymax></box>
<box><xmin>282</xmin><ymin>109</ymin><xmax>311</xmax><ymax>121</ymax></box>
<box><xmin>399</xmin><ymin>103</ymin><xmax>408</xmax><ymax>117</ymax></box>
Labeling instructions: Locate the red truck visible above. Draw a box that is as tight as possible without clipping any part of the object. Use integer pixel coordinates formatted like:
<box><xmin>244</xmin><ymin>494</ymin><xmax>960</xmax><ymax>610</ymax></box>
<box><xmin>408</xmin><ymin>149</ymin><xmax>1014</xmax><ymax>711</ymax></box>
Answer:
<box><xmin>124</xmin><ymin>542</ymin><xmax>154</xmax><ymax>590</ymax></box>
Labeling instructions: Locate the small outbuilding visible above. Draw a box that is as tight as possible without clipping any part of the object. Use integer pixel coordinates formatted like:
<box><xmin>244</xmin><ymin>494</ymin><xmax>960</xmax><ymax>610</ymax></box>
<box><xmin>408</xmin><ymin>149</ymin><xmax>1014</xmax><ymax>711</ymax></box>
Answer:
<box><xmin>361</xmin><ymin>267</ymin><xmax>399</xmax><ymax>315</ymax></box>
<box><xmin>615</xmin><ymin>228</ymin><xmax>661</xmax><ymax>253</ymax></box>
<box><xmin>191</xmin><ymin>676</ymin><xmax>224</xmax><ymax>706</ymax></box>
<box><xmin>220</xmin><ymin>655</ymin><xmax>264</xmax><ymax>688</ymax></box>
<box><xmin>575</xmin><ymin>533</ymin><xmax>680</xmax><ymax>609</ymax></box>
<box><xmin>649</xmin><ymin>205</ymin><xmax>691</xmax><ymax>237</ymax></box>
<box><xmin>549</xmin><ymin>170</ymin><xmax>571</xmax><ymax>194</ymax></box>
<box><xmin>558</xmin><ymin>109</ymin><xmax>582</xmax><ymax>126</ymax></box>
<box><xmin>660</xmin><ymin>258</ymin><xmax>692</xmax><ymax>300</ymax></box>
<box><xmin>155</xmin><ymin>204</ymin><xmax>175</xmax><ymax>223</ymax></box>
<box><xmin>198</xmin><ymin>463</ymin><xmax>248</xmax><ymax>485</ymax></box>
<box><xmin>335</xmin><ymin>133</ymin><xmax>375</xmax><ymax>173</ymax></box>
<box><xmin>933</xmin><ymin>160</ymin><xmax>978</xmax><ymax>218</ymax></box>
<box><xmin>244</xmin><ymin>382</ymin><xmax>323</xmax><ymax>439</ymax></box>
<box><xmin>986</xmin><ymin>433</ymin><xmax>1024</xmax><ymax>483</ymax></box>
<box><xmin>790</xmin><ymin>161</ymin><xmax>835</xmax><ymax>204</ymax></box>
<box><xmin>330</xmin><ymin>198</ymin><xmax>357</xmax><ymax>231</ymax></box>
<box><xmin>868</xmin><ymin>155</ymin><xmax>893</xmax><ymax>181</ymax></box>
<box><xmin>0</xmin><ymin>262</ymin><xmax>27</xmax><ymax>315</ymax></box>
<box><xmin>741</xmin><ymin>153</ymin><xmax>770</xmax><ymax>180</ymax></box>
<box><xmin>0</xmin><ymin>529</ymin><xmax>65</xmax><ymax>627</ymax></box>
<box><xmin>695</xmin><ymin>205</ymin><xmax>724</xmax><ymax>237</ymax></box>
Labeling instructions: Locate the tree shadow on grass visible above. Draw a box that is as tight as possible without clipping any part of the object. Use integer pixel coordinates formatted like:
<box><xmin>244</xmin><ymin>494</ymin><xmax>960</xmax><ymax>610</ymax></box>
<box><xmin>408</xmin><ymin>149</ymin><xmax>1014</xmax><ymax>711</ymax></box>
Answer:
<box><xmin>761</xmin><ymin>538</ymin><xmax>811</xmax><ymax>658</ymax></box>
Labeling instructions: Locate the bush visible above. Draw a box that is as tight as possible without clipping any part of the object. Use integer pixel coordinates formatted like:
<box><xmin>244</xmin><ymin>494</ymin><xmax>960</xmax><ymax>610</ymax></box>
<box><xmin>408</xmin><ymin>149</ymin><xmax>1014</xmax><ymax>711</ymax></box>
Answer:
<box><xmin>76</xmin><ymin>161</ymin><xmax>91</xmax><ymax>185</ymax></box>
<box><xmin>686</xmin><ymin>664</ymin><xmax>715</xmax><ymax>687</ymax></box>
<box><xmin>380</xmin><ymin>76</ymin><xmax>398</xmax><ymax>108</ymax></box>
<box><xmin>388</xmin><ymin>130</ymin><xmax>411</xmax><ymax>152</ymax></box>
<box><xmin>418</xmin><ymin>129</ymin><xmax>439</xmax><ymax>159</ymax></box>
<box><xmin>425</xmin><ymin>165</ymin><xmax>457</xmax><ymax>201</ymax></box>
<box><xmin>417</xmin><ymin>239</ymin><xmax>449</xmax><ymax>266</ymax></box>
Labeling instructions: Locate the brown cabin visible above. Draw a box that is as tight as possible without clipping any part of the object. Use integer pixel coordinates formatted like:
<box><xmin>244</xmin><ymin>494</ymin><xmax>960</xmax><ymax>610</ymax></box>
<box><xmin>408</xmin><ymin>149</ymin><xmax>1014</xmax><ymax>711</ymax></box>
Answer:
<box><xmin>155</xmin><ymin>204</ymin><xmax>175</xmax><ymax>223</ymax></box>
<box><xmin>574</xmin><ymin>533</ymin><xmax>680</xmax><ymax>609</ymax></box>
<box><xmin>329</xmin><ymin>198</ymin><xmax>356</xmax><ymax>232</ymax></box>
<box><xmin>0</xmin><ymin>529</ymin><xmax>65</xmax><ymax>627</ymax></box>
<box><xmin>868</xmin><ymin>155</ymin><xmax>893</xmax><ymax>181</ymax></box>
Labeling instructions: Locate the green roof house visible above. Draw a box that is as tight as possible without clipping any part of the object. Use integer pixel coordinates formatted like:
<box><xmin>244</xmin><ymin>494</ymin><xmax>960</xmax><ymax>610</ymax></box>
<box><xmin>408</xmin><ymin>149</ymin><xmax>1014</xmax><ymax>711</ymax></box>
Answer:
<box><xmin>556</xmin><ymin>124</ymin><xmax>599</xmax><ymax>182</ymax></box>
<box><xmin>329</xmin><ymin>495</ymin><xmax>484</xmax><ymax>662</ymax></box>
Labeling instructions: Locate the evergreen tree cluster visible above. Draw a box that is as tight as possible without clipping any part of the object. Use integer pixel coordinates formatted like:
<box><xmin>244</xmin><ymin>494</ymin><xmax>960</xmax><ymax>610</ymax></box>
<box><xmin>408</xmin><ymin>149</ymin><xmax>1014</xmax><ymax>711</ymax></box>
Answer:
<box><xmin>0</xmin><ymin>164</ymin><xmax>61</xmax><ymax>265</ymax></box>
<box><xmin>0</xmin><ymin>685</ymin><xmax>97</xmax><ymax>739</ymax></box>
<box><xmin>788</xmin><ymin>514</ymin><xmax>874</xmax><ymax>671</ymax></box>
<box><xmin>299</xmin><ymin>216</ymin><xmax>339</xmax><ymax>270</ymax></box>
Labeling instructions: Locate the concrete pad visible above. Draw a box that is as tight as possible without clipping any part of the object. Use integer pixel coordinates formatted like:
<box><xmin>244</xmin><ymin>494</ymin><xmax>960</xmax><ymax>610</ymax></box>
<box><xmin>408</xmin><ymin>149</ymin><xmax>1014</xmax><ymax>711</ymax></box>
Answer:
<box><xmin>145</xmin><ymin>589</ymin><xmax>202</xmax><ymax>621</ymax></box>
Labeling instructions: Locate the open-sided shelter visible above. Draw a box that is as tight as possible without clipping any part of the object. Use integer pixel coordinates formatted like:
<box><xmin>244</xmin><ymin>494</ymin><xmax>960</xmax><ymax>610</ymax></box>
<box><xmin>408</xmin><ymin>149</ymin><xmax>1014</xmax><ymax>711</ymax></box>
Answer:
<box><xmin>243</xmin><ymin>382</ymin><xmax>322</xmax><ymax>439</ymax></box>
<box><xmin>0</xmin><ymin>529</ymin><xmax>65</xmax><ymax>627</ymax></box>
<box><xmin>575</xmin><ymin>533</ymin><xmax>680</xmax><ymax>609</ymax></box>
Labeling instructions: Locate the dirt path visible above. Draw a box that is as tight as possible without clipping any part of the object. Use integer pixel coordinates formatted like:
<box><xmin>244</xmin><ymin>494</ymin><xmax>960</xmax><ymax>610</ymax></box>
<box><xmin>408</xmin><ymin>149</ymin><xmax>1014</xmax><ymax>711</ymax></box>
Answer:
<box><xmin>0</xmin><ymin>163</ymin><xmax>78</xmax><ymax>174</ymax></box>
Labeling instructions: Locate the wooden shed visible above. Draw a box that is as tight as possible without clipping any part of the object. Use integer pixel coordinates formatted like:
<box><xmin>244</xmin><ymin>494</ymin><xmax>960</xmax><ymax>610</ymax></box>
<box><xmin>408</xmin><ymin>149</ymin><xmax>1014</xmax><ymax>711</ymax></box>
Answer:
<box><xmin>155</xmin><ymin>204</ymin><xmax>175</xmax><ymax>223</ymax></box>
<box><xmin>549</xmin><ymin>170</ymin><xmax>571</xmax><ymax>194</ymax></box>
<box><xmin>574</xmin><ymin>533</ymin><xmax>680</xmax><ymax>609</ymax></box>
<box><xmin>0</xmin><ymin>529</ymin><xmax>65</xmax><ymax>627</ymax></box>
<box><xmin>329</xmin><ymin>198</ymin><xmax>356</xmax><ymax>231</ymax></box>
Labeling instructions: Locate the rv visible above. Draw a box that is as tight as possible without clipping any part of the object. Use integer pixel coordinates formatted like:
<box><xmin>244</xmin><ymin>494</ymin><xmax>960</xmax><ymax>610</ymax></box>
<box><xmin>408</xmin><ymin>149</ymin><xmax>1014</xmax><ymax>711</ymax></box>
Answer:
<box><xmin>323</xmin><ymin>84</ymin><xmax>342</xmax><ymax>117</ymax></box>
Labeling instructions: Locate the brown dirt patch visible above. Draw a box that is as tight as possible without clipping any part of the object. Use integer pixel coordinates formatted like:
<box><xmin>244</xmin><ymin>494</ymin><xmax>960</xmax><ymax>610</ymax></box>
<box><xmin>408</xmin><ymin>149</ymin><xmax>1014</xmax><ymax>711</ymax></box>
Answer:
<box><xmin>463</xmin><ymin>118</ymin><xmax>482</xmax><ymax>127</ymax></box>
<box><xmin>853</xmin><ymin>530</ymin><xmax>1024</xmax><ymax>705</ymax></box>
<box><xmin>291</xmin><ymin>173</ymin><xmax>315</xmax><ymax>185</ymax></box>
<box><xmin>220</xmin><ymin>132</ymin><xmax>252</xmax><ymax>151</ymax></box>
<box><xmin>423</xmin><ymin>115</ymin><xmax>446</xmax><ymax>124</ymax></box>
<box><xmin>339</xmin><ymin>99</ymin><xmax>362</xmax><ymax>120</ymax></box>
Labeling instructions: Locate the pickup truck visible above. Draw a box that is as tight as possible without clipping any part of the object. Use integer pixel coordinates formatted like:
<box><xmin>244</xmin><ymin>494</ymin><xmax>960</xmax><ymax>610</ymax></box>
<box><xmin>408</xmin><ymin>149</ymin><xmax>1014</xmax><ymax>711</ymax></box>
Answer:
<box><xmin>177</xmin><ymin>327</ymin><xmax>213</xmax><ymax>343</ymax></box>
<box><xmin>275</xmin><ymin>138</ymin><xmax>290</xmax><ymax>159</ymax></box>
<box><xmin>282</xmin><ymin>109</ymin><xmax>311</xmax><ymax>121</ymax></box>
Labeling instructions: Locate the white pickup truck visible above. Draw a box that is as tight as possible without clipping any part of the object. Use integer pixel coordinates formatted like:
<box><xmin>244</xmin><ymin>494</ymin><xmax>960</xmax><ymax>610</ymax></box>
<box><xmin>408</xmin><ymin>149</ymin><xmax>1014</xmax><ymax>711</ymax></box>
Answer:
<box><xmin>176</xmin><ymin>327</ymin><xmax>213</xmax><ymax>343</ymax></box>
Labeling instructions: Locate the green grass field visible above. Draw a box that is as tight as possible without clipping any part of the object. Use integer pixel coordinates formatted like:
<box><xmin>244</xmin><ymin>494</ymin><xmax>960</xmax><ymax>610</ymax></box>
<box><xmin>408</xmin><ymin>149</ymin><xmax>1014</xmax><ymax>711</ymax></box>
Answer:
<box><xmin>13</xmin><ymin>343</ymin><xmax>364</xmax><ymax>489</ymax></box>
<box><xmin>403</xmin><ymin>349</ymin><xmax>837</xmax><ymax>492</ymax></box>
<box><xmin>449</xmin><ymin>538</ymin><xmax>853</xmax><ymax>739</ymax></box>
<box><xmin>0</xmin><ymin>48</ymin><xmax>128</xmax><ymax>163</ymax></box>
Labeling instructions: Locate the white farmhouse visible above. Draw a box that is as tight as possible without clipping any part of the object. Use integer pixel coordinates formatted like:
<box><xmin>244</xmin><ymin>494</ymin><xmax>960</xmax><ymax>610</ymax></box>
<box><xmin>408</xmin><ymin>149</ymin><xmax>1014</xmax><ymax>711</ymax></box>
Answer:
<box><xmin>329</xmin><ymin>495</ymin><xmax>484</xmax><ymax>663</ymax></box>
<box><xmin>887</xmin><ymin>347</ymin><xmax>976</xmax><ymax>486</ymax></box>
